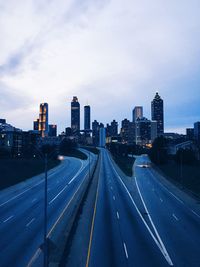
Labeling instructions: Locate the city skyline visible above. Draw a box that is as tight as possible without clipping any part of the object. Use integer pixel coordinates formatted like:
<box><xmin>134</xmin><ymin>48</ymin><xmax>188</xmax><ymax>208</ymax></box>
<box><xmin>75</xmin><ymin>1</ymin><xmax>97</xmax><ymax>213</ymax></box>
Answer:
<box><xmin>1</xmin><ymin>92</ymin><xmax>199</xmax><ymax>135</ymax></box>
<box><xmin>0</xmin><ymin>1</ymin><xmax>200</xmax><ymax>133</ymax></box>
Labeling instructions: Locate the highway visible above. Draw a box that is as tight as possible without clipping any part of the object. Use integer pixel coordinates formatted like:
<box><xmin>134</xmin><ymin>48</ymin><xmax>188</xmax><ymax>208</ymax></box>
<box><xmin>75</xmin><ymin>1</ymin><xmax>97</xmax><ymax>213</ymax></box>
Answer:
<box><xmin>0</xmin><ymin>152</ymin><xmax>95</xmax><ymax>267</ymax></box>
<box><xmin>134</xmin><ymin>155</ymin><xmax>200</xmax><ymax>266</ymax></box>
<box><xmin>86</xmin><ymin>149</ymin><xmax>200</xmax><ymax>267</ymax></box>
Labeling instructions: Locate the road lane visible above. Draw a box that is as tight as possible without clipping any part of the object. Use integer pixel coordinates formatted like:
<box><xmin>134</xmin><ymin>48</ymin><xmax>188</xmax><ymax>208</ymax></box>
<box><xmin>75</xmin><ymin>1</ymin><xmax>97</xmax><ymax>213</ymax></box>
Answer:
<box><xmin>87</xmin><ymin>149</ymin><xmax>169</xmax><ymax>267</ymax></box>
<box><xmin>0</xmin><ymin>152</ymin><xmax>96</xmax><ymax>267</ymax></box>
<box><xmin>134</xmin><ymin>155</ymin><xmax>200</xmax><ymax>267</ymax></box>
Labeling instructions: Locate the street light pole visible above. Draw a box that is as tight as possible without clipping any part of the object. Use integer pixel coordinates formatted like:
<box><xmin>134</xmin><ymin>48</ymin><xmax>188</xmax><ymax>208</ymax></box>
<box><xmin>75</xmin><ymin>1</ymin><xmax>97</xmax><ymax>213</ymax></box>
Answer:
<box><xmin>180</xmin><ymin>151</ymin><xmax>183</xmax><ymax>187</ymax></box>
<box><xmin>88</xmin><ymin>150</ymin><xmax>91</xmax><ymax>179</ymax></box>
<box><xmin>44</xmin><ymin>153</ymin><xmax>48</xmax><ymax>267</ymax></box>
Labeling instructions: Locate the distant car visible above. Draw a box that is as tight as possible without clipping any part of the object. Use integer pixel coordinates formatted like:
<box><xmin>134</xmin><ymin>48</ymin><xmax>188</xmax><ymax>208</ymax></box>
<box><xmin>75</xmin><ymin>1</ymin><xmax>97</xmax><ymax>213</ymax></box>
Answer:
<box><xmin>142</xmin><ymin>165</ymin><xmax>147</xmax><ymax>168</ymax></box>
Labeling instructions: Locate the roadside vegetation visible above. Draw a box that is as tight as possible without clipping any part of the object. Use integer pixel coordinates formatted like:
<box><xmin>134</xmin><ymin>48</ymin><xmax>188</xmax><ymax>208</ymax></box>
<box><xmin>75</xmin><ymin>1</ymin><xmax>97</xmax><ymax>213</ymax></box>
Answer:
<box><xmin>0</xmin><ymin>138</ymin><xmax>89</xmax><ymax>190</ymax></box>
<box><xmin>107</xmin><ymin>143</ymin><xmax>137</xmax><ymax>176</ymax></box>
<box><xmin>80</xmin><ymin>146</ymin><xmax>100</xmax><ymax>155</ymax></box>
<box><xmin>149</xmin><ymin>136</ymin><xmax>200</xmax><ymax>197</ymax></box>
<box><xmin>59</xmin><ymin>139</ymin><xmax>87</xmax><ymax>160</ymax></box>
<box><xmin>0</xmin><ymin>158</ymin><xmax>60</xmax><ymax>190</ymax></box>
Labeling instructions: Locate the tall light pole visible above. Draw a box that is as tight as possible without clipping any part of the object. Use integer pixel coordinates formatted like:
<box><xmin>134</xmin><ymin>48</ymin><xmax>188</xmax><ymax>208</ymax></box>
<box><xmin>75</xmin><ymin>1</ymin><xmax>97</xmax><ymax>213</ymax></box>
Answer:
<box><xmin>88</xmin><ymin>150</ymin><xmax>91</xmax><ymax>179</ymax></box>
<box><xmin>44</xmin><ymin>153</ymin><xmax>48</xmax><ymax>267</ymax></box>
<box><xmin>180</xmin><ymin>150</ymin><xmax>183</xmax><ymax>187</ymax></box>
<box><xmin>33</xmin><ymin>146</ymin><xmax>57</xmax><ymax>267</ymax></box>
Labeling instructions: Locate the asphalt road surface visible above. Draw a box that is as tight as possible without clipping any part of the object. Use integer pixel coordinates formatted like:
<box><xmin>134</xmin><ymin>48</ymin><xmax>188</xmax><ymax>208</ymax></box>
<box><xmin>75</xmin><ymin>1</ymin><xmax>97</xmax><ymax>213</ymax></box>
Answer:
<box><xmin>0</xmin><ymin>153</ymin><xmax>95</xmax><ymax>267</ymax></box>
<box><xmin>86</xmin><ymin>149</ymin><xmax>200</xmax><ymax>267</ymax></box>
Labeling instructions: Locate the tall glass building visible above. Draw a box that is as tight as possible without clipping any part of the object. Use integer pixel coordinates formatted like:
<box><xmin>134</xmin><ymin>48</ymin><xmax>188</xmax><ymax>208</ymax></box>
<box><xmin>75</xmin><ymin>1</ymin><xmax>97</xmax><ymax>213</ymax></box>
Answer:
<box><xmin>71</xmin><ymin>96</ymin><xmax>80</xmax><ymax>136</ymax></box>
<box><xmin>132</xmin><ymin>106</ymin><xmax>143</xmax><ymax>122</ymax></box>
<box><xmin>151</xmin><ymin>92</ymin><xmax>164</xmax><ymax>136</ymax></box>
<box><xmin>84</xmin><ymin>105</ymin><xmax>91</xmax><ymax>131</ymax></box>
<box><xmin>39</xmin><ymin>103</ymin><xmax>48</xmax><ymax>137</ymax></box>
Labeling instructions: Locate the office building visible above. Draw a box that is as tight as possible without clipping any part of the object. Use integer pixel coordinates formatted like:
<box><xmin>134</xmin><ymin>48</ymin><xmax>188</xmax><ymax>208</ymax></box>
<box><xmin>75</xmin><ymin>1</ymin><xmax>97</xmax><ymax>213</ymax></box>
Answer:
<box><xmin>151</xmin><ymin>92</ymin><xmax>164</xmax><ymax>135</ymax></box>
<box><xmin>135</xmin><ymin>117</ymin><xmax>157</xmax><ymax>146</ymax></box>
<box><xmin>39</xmin><ymin>103</ymin><xmax>48</xmax><ymax>137</ymax></box>
<box><xmin>33</xmin><ymin>119</ymin><xmax>39</xmax><ymax>131</ymax></box>
<box><xmin>92</xmin><ymin>120</ymin><xmax>100</xmax><ymax>146</ymax></box>
<box><xmin>186</xmin><ymin>128</ymin><xmax>194</xmax><ymax>140</ymax></box>
<box><xmin>106</xmin><ymin>120</ymin><xmax>118</xmax><ymax>137</ymax></box>
<box><xmin>99</xmin><ymin>127</ymin><xmax>106</xmax><ymax>147</ymax></box>
<box><xmin>65</xmin><ymin>127</ymin><xmax>72</xmax><ymax>137</ymax></box>
<box><xmin>84</xmin><ymin>105</ymin><xmax>91</xmax><ymax>131</ymax></box>
<box><xmin>194</xmin><ymin>122</ymin><xmax>200</xmax><ymax>143</ymax></box>
<box><xmin>92</xmin><ymin>120</ymin><xmax>104</xmax><ymax>146</ymax></box>
<box><xmin>49</xmin><ymin>124</ymin><xmax>57</xmax><ymax>137</ymax></box>
<box><xmin>71</xmin><ymin>96</ymin><xmax>80</xmax><ymax>136</ymax></box>
<box><xmin>151</xmin><ymin>120</ymin><xmax>158</xmax><ymax>143</ymax></box>
<box><xmin>120</xmin><ymin>119</ymin><xmax>135</xmax><ymax>144</ymax></box>
<box><xmin>132</xmin><ymin>106</ymin><xmax>143</xmax><ymax>122</ymax></box>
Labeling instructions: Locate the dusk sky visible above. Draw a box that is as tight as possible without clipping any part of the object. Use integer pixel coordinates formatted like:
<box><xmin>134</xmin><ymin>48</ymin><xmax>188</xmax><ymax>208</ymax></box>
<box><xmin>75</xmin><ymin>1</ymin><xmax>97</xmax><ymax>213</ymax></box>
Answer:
<box><xmin>0</xmin><ymin>0</ymin><xmax>200</xmax><ymax>134</ymax></box>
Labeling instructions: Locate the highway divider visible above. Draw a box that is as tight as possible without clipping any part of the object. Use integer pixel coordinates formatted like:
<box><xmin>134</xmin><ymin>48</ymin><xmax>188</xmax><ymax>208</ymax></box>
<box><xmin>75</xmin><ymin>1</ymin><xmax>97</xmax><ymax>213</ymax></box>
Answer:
<box><xmin>47</xmin><ymin>151</ymin><xmax>100</xmax><ymax>267</ymax></box>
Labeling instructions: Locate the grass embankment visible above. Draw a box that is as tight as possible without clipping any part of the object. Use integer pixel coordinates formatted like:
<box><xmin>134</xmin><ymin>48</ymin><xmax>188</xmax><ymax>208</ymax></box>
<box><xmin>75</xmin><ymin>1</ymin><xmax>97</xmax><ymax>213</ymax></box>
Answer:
<box><xmin>80</xmin><ymin>146</ymin><xmax>99</xmax><ymax>155</ymax></box>
<box><xmin>0</xmin><ymin>158</ymin><xmax>60</xmax><ymax>190</ymax></box>
<box><xmin>158</xmin><ymin>161</ymin><xmax>200</xmax><ymax>197</ymax></box>
<box><xmin>112</xmin><ymin>155</ymin><xmax>135</xmax><ymax>177</ymax></box>
<box><xmin>63</xmin><ymin>148</ymin><xmax>88</xmax><ymax>160</ymax></box>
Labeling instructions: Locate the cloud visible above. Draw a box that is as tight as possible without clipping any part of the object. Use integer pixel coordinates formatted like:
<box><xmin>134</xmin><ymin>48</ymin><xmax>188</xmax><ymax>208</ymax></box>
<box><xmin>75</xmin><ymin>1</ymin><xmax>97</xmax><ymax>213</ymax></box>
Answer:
<box><xmin>0</xmin><ymin>0</ymin><xmax>200</xmax><ymax>133</ymax></box>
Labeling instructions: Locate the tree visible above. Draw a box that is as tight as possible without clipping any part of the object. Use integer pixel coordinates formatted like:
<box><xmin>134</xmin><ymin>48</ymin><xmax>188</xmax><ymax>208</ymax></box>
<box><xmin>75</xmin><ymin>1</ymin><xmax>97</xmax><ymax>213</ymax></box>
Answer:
<box><xmin>175</xmin><ymin>148</ymin><xmax>196</xmax><ymax>165</ymax></box>
<box><xmin>149</xmin><ymin>136</ymin><xmax>168</xmax><ymax>164</ymax></box>
<box><xmin>59</xmin><ymin>138</ymin><xmax>76</xmax><ymax>155</ymax></box>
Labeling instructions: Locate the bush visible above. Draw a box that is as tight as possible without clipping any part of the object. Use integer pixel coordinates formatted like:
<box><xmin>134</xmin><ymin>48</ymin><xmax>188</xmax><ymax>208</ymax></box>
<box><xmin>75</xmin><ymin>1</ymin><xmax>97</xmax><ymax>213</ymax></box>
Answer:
<box><xmin>175</xmin><ymin>148</ymin><xmax>196</xmax><ymax>165</ymax></box>
<box><xmin>149</xmin><ymin>136</ymin><xmax>168</xmax><ymax>164</ymax></box>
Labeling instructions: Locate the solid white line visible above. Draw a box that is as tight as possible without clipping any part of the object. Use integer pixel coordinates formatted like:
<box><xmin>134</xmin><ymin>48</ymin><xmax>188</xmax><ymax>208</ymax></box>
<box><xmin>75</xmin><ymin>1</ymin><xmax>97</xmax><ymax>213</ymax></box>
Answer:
<box><xmin>191</xmin><ymin>210</ymin><xmax>200</xmax><ymax>219</ymax></box>
<box><xmin>27</xmin><ymin>170</ymin><xmax>89</xmax><ymax>267</ymax></box>
<box><xmin>0</xmin><ymin>162</ymin><xmax>68</xmax><ymax>207</ymax></box>
<box><xmin>111</xmin><ymin>186</ymin><xmax>113</xmax><ymax>190</ymax></box>
<box><xmin>160</xmin><ymin>198</ymin><xmax>163</xmax><ymax>202</ymax></box>
<box><xmin>172</xmin><ymin>214</ymin><xmax>179</xmax><ymax>221</ymax></box>
<box><xmin>107</xmin><ymin>154</ymin><xmax>173</xmax><ymax>266</ymax></box>
<box><xmin>68</xmin><ymin>161</ymin><xmax>85</xmax><ymax>185</ymax></box>
<box><xmin>49</xmin><ymin>161</ymin><xmax>87</xmax><ymax>204</ymax></box>
<box><xmin>49</xmin><ymin>183</ymin><xmax>69</xmax><ymax>204</ymax></box>
<box><xmin>148</xmin><ymin>170</ymin><xmax>183</xmax><ymax>205</ymax></box>
<box><xmin>26</xmin><ymin>218</ymin><xmax>35</xmax><ymax>227</ymax></box>
<box><xmin>0</xmin><ymin>181</ymin><xmax>43</xmax><ymax>207</ymax></box>
<box><xmin>135</xmin><ymin>177</ymin><xmax>173</xmax><ymax>265</ymax></box>
<box><xmin>113</xmin><ymin>196</ymin><xmax>116</xmax><ymax>201</ymax></box>
<box><xmin>168</xmin><ymin>192</ymin><xmax>183</xmax><ymax>204</ymax></box>
<box><xmin>123</xmin><ymin>242</ymin><xmax>129</xmax><ymax>259</ymax></box>
<box><xmin>3</xmin><ymin>215</ymin><xmax>14</xmax><ymax>223</ymax></box>
<box><xmin>117</xmin><ymin>211</ymin><xmax>120</xmax><ymax>219</ymax></box>
<box><xmin>32</xmin><ymin>198</ymin><xmax>37</xmax><ymax>203</ymax></box>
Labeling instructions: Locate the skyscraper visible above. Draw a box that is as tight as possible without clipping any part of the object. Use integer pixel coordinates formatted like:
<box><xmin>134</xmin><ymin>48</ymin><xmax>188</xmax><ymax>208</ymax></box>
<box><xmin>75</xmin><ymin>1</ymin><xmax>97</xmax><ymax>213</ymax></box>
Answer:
<box><xmin>49</xmin><ymin>124</ymin><xmax>57</xmax><ymax>137</ymax></box>
<box><xmin>99</xmin><ymin>127</ymin><xmax>106</xmax><ymax>147</ymax></box>
<box><xmin>120</xmin><ymin>119</ymin><xmax>135</xmax><ymax>144</ymax></box>
<box><xmin>39</xmin><ymin>103</ymin><xmax>48</xmax><ymax>137</ymax></box>
<box><xmin>132</xmin><ymin>106</ymin><xmax>143</xmax><ymax>122</ymax></box>
<box><xmin>33</xmin><ymin>119</ymin><xmax>39</xmax><ymax>131</ymax></box>
<box><xmin>92</xmin><ymin>120</ymin><xmax>100</xmax><ymax>146</ymax></box>
<box><xmin>151</xmin><ymin>92</ymin><xmax>164</xmax><ymax>135</ymax></box>
<box><xmin>84</xmin><ymin>105</ymin><xmax>91</xmax><ymax>131</ymax></box>
<box><xmin>106</xmin><ymin>120</ymin><xmax>118</xmax><ymax>137</ymax></box>
<box><xmin>194</xmin><ymin>122</ymin><xmax>200</xmax><ymax>143</ymax></box>
<box><xmin>135</xmin><ymin>117</ymin><xmax>156</xmax><ymax>145</ymax></box>
<box><xmin>71</xmin><ymin>96</ymin><xmax>80</xmax><ymax>136</ymax></box>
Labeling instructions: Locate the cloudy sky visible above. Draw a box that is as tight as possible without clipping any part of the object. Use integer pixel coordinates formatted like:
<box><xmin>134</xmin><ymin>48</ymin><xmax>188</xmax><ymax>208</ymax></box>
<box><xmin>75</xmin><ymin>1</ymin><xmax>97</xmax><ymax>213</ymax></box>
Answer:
<box><xmin>0</xmin><ymin>0</ymin><xmax>200</xmax><ymax>134</ymax></box>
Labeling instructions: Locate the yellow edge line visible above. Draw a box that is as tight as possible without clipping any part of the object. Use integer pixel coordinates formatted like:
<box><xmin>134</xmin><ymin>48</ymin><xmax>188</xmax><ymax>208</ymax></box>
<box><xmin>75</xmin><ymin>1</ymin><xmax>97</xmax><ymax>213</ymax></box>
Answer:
<box><xmin>27</xmin><ymin>172</ymin><xmax>88</xmax><ymax>267</ymax></box>
<box><xmin>85</xmin><ymin>158</ymin><xmax>101</xmax><ymax>267</ymax></box>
